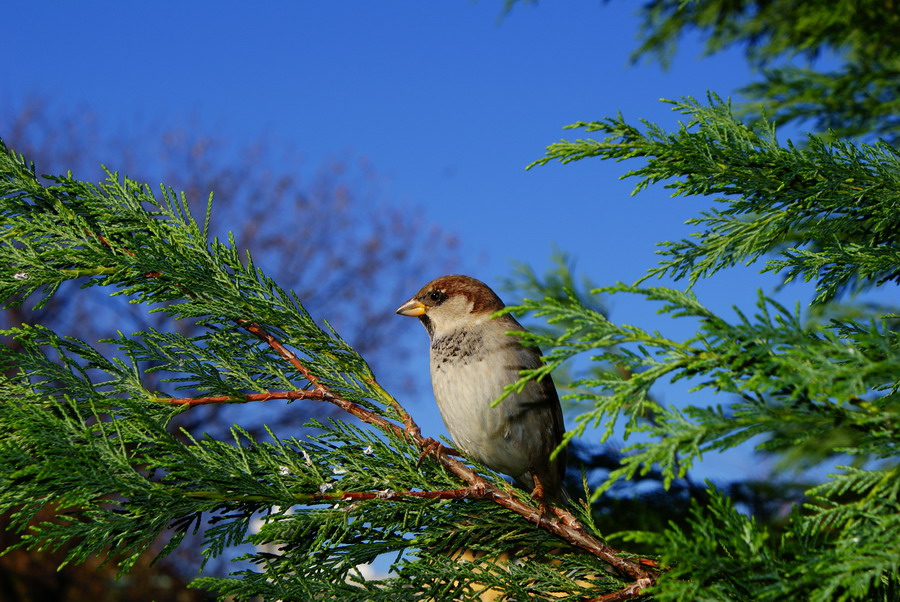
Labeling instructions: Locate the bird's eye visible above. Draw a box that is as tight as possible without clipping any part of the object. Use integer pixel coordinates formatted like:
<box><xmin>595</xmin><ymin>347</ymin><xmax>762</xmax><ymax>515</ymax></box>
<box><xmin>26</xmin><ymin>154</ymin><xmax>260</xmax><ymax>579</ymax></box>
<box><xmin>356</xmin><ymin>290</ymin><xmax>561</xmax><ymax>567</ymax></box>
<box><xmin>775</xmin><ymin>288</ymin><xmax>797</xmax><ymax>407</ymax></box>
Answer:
<box><xmin>428</xmin><ymin>290</ymin><xmax>446</xmax><ymax>304</ymax></box>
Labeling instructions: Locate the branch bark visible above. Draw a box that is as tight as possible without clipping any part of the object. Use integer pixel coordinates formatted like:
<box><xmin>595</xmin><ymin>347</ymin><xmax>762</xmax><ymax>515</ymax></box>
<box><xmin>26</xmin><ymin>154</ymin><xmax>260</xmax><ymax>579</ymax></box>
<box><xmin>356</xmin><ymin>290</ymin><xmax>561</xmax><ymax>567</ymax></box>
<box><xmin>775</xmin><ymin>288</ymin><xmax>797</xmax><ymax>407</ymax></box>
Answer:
<box><xmin>155</xmin><ymin>390</ymin><xmax>329</xmax><ymax>405</ymax></box>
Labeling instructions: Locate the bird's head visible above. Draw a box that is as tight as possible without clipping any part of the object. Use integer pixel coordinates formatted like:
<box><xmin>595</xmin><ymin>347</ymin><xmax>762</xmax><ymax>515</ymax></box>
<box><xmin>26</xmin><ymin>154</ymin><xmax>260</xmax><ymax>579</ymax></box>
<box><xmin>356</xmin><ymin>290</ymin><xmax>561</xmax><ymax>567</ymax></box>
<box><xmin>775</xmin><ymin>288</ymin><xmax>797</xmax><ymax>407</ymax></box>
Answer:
<box><xmin>395</xmin><ymin>274</ymin><xmax>506</xmax><ymax>338</ymax></box>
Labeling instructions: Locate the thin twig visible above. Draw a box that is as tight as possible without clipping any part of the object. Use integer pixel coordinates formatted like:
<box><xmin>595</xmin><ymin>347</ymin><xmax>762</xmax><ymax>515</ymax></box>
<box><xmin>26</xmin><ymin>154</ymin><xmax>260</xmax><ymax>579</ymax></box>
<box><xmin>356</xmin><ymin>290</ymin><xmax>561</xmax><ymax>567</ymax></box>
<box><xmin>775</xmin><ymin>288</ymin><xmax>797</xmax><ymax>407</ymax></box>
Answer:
<box><xmin>154</xmin><ymin>390</ymin><xmax>330</xmax><ymax>406</ymax></box>
<box><xmin>239</xmin><ymin>319</ymin><xmax>325</xmax><ymax>390</ymax></box>
<box><xmin>309</xmin><ymin>487</ymin><xmax>485</xmax><ymax>503</ymax></box>
<box><xmin>586</xmin><ymin>578</ymin><xmax>656</xmax><ymax>602</ymax></box>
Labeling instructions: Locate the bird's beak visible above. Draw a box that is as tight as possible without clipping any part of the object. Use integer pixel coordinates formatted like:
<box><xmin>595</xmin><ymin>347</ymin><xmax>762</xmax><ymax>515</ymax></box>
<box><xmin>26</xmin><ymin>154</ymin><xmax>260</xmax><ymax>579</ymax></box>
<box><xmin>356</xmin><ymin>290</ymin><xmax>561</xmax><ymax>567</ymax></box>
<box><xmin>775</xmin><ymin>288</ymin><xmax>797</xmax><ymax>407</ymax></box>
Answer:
<box><xmin>395</xmin><ymin>298</ymin><xmax>426</xmax><ymax>317</ymax></box>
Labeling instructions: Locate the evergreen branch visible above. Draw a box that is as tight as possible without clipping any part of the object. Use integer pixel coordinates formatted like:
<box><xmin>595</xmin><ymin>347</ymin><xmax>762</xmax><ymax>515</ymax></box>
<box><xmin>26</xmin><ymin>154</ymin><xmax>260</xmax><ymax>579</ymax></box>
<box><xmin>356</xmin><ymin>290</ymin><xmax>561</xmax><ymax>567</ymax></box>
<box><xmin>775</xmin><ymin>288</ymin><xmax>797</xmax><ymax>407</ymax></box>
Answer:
<box><xmin>528</xmin><ymin>95</ymin><xmax>900</xmax><ymax>303</ymax></box>
<box><xmin>740</xmin><ymin>64</ymin><xmax>900</xmax><ymax>145</ymax></box>
<box><xmin>505</xmin><ymin>255</ymin><xmax>899</xmax><ymax>597</ymax></box>
<box><xmin>80</xmin><ymin>196</ymin><xmax>427</xmax><ymax>444</ymax></box>
<box><xmin>70</xmin><ymin>187</ymin><xmax>429</xmax><ymax>445</ymax></box>
<box><xmin>629</xmin><ymin>0</ymin><xmax>900</xmax><ymax>143</ymax></box>
<box><xmin>508</xmin><ymin>283</ymin><xmax>900</xmax><ymax>495</ymax></box>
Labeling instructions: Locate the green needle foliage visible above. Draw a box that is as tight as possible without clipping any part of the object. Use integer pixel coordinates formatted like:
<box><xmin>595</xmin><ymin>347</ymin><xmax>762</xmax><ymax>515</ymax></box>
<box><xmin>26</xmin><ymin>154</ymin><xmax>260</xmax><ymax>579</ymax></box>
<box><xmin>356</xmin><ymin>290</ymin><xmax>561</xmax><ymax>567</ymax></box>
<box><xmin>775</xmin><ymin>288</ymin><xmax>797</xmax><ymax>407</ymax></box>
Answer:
<box><xmin>509</xmin><ymin>92</ymin><xmax>900</xmax><ymax>599</ymax></box>
<box><xmin>632</xmin><ymin>0</ymin><xmax>900</xmax><ymax>144</ymax></box>
<box><xmin>531</xmin><ymin>95</ymin><xmax>900</xmax><ymax>302</ymax></box>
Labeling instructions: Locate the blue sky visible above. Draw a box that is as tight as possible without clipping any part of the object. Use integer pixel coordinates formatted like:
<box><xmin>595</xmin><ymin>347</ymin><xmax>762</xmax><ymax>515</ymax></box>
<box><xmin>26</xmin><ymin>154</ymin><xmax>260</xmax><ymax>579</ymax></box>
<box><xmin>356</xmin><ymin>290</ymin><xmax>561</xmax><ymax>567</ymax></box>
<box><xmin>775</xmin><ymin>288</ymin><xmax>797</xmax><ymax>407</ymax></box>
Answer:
<box><xmin>4</xmin><ymin>2</ymin><xmax>812</xmax><ymax>482</ymax></box>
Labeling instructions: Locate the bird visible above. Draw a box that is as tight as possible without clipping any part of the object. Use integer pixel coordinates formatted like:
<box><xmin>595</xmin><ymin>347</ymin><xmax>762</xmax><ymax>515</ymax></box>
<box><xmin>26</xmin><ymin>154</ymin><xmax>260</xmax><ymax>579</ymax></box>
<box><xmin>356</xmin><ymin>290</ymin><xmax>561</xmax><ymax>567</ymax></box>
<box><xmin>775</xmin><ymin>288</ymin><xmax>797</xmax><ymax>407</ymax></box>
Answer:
<box><xmin>396</xmin><ymin>274</ymin><xmax>567</xmax><ymax>502</ymax></box>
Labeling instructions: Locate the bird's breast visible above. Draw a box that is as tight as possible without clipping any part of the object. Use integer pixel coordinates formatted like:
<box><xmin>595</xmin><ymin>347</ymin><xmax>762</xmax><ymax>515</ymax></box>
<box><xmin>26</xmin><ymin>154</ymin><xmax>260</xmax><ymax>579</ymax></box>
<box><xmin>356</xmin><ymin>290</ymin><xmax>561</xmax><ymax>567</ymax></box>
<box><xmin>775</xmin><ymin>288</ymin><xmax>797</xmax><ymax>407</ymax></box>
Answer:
<box><xmin>430</xmin><ymin>329</ymin><xmax>487</xmax><ymax>364</ymax></box>
<box><xmin>428</xmin><ymin>328</ymin><xmax>539</xmax><ymax>476</ymax></box>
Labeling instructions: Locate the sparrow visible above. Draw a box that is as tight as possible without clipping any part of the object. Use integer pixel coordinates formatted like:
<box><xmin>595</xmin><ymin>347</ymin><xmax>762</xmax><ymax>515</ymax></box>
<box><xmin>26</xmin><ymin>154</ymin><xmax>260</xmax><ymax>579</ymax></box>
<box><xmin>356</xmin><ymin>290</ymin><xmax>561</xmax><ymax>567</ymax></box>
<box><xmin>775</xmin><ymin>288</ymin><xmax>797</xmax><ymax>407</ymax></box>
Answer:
<box><xmin>396</xmin><ymin>274</ymin><xmax>566</xmax><ymax>502</ymax></box>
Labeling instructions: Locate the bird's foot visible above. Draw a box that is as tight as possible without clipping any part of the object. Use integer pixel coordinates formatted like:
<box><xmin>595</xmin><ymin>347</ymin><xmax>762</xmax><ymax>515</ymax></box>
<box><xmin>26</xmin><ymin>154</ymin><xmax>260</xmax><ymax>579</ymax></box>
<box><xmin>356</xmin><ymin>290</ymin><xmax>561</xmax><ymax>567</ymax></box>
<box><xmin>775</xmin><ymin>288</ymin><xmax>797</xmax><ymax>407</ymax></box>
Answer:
<box><xmin>416</xmin><ymin>438</ymin><xmax>459</xmax><ymax>467</ymax></box>
<box><xmin>530</xmin><ymin>475</ymin><xmax>554</xmax><ymax>525</ymax></box>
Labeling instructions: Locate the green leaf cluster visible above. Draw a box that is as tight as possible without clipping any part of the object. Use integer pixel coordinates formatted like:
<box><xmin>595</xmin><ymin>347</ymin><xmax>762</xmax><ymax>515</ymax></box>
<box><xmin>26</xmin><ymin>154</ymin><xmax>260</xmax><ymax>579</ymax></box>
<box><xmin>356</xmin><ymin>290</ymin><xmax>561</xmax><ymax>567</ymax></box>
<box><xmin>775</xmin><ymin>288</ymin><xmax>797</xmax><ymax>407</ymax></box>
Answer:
<box><xmin>531</xmin><ymin>95</ymin><xmax>900</xmax><ymax>303</ymax></box>
<box><xmin>515</xmin><ymin>92</ymin><xmax>900</xmax><ymax>598</ymax></box>
<box><xmin>631</xmin><ymin>0</ymin><xmax>900</xmax><ymax>144</ymax></box>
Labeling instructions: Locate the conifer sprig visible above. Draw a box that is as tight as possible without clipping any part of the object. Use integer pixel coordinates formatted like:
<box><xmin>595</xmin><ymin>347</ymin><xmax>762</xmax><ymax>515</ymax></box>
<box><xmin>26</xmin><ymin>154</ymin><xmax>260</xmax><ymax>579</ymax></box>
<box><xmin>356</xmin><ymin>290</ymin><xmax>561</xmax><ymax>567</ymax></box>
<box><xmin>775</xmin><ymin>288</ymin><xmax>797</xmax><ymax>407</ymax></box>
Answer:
<box><xmin>529</xmin><ymin>95</ymin><xmax>900</xmax><ymax>303</ymax></box>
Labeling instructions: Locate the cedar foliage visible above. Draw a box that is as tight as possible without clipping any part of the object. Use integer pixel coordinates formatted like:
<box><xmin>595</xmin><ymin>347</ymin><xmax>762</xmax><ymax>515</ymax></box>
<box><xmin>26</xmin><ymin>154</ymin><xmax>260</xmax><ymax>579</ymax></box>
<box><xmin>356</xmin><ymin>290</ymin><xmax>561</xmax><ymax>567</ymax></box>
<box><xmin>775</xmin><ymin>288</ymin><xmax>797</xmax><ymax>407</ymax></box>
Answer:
<box><xmin>519</xmin><ymin>95</ymin><xmax>900</xmax><ymax>599</ymax></box>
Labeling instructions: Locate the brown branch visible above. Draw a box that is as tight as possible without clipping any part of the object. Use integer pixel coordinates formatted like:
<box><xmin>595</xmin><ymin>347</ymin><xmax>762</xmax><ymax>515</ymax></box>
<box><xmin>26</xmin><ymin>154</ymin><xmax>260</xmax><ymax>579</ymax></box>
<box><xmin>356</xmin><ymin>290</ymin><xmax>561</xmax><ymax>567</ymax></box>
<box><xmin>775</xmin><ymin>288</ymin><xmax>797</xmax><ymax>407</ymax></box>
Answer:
<box><xmin>154</xmin><ymin>390</ymin><xmax>330</xmax><ymax>406</ymax></box>
<box><xmin>293</xmin><ymin>370</ymin><xmax>657</xmax><ymax>597</ymax></box>
<box><xmin>234</xmin><ymin>321</ymin><xmax>423</xmax><ymax>446</ymax></box>
<box><xmin>586</xmin><ymin>578</ymin><xmax>656</xmax><ymax>602</ymax></box>
<box><xmin>446</xmin><ymin>475</ymin><xmax>653</xmax><ymax>583</ymax></box>
<box><xmin>238</xmin><ymin>319</ymin><xmax>325</xmax><ymax>390</ymax></box>
<box><xmin>309</xmin><ymin>487</ymin><xmax>482</xmax><ymax>503</ymax></box>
